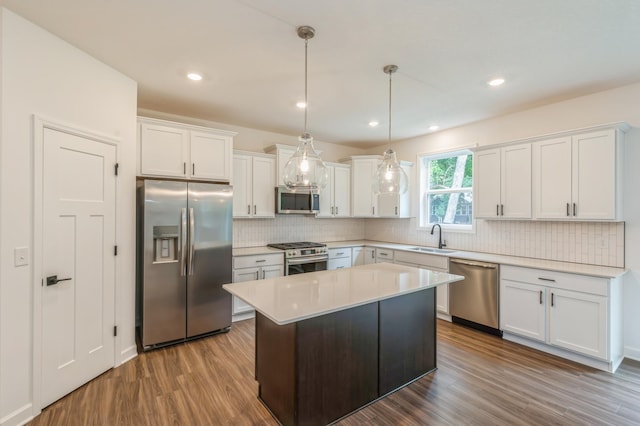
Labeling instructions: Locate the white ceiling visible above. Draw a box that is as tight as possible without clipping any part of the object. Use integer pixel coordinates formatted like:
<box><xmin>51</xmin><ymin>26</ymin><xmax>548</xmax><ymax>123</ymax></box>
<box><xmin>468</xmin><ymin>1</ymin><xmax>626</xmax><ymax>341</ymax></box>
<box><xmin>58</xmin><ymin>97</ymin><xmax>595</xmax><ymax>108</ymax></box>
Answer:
<box><xmin>3</xmin><ymin>0</ymin><xmax>640</xmax><ymax>148</ymax></box>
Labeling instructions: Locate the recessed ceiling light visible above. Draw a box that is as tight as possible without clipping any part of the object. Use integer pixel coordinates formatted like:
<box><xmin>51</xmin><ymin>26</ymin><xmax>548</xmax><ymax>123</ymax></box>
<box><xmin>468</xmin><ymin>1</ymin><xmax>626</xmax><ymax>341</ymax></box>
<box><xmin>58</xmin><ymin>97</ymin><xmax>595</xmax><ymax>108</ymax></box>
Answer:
<box><xmin>488</xmin><ymin>78</ymin><xmax>505</xmax><ymax>87</ymax></box>
<box><xmin>187</xmin><ymin>73</ymin><xmax>203</xmax><ymax>81</ymax></box>
<box><xmin>369</xmin><ymin>121</ymin><xmax>379</xmax><ymax>127</ymax></box>
<box><xmin>429</xmin><ymin>125</ymin><xmax>439</xmax><ymax>131</ymax></box>
<box><xmin>296</xmin><ymin>101</ymin><xmax>306</xmax><ymax>109</ymax></box>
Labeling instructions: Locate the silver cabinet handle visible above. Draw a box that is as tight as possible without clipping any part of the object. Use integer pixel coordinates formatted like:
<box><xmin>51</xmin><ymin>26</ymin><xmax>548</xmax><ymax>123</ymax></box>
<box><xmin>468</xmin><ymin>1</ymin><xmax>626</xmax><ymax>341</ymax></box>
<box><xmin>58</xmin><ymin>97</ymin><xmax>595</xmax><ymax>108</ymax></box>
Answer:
<box><xmin>449</xmin><ymin>258</ymin><xmax>497</xmax><ymax>269</ymax></box>
<box><xmin>336</xmin><ymin>252</ymin><xmax>344</xmax><ymax>256</ymax></box>
<box><xmin>539</xmin><ymin>290</ymin><xmax>543</xmax><ymax>304</ymax></box>
<box><xmin>497</xmin><ymin>204</ymin><xmax>500</xmax><ymax>216</ymax></box>
<box><xmin>336</xmin><ymin>206</ymin><xmax>339</xmax><ymax>215</ymax></box>
<box><xmin>573</xmin><ymin>203</ymin><xmax>577</xmax><ymax>217</ymax></box>
<box><xmin>538</xmin><ymin>277</ymin><xmax>556</xmax><ymax>282</ymax></box>
<box><xmin>183</xmin><ymin>162</ymin><xmax>186</xmax><ymax>175</ymax></box>
<box><xmin>501</xmin><ymin>204</ymin><xmax>504</xmax><ymax>216</ymax></box>
<box><xmin>551</xmin><ymin>292</ymin><xmax>555</xmax><ymax>307</ymax></box>
<box><xmin>331</xmin><ymin>206</ymin><xmax>334</xmax><ymax>215</ymax></box>
<box><xmin>395</xmin><ymin>206</ymin><xmax>398</xmax><ymax>215</ymax></box>
<box><xmin>247</xmin><ymin>205</ymin><xmax>251</xmax><ymax>215</ymax></box>
<box><xmin>566</xmin><ymin>203</ymin><xmax>570</xmax><ymax>217</ymax></box>
<box><xmin>188</xmin><ymin>207</ymin><xmax>195</xmax><ymax>276</ymax></box>
<box><xmin>254</xmin><ymin>205</ymin><xmax>257</xmax><ymax>215</ymax></box>
<box><xmin>255</xmin><ymin>259</ymin><xmax>266</xmax><ymax>263</ymax></box>
<box><xmin>192</xmin><ymin>163</ymin><xmax>195</xmax><ymax>175</ymax></box>
<box><xmin>255</xmin><ymin>271</ymin><xmax>260</xmax><ymax>280</ymax></box>
<box><xmin>180</xmin><ymin>208</ymin><xmax>187</xmax><ymax>276</ymax></box>
<box><xmin>262</xmin><ymin>270</ymin><xmax>265</xmax><ymax>279</ymax></box>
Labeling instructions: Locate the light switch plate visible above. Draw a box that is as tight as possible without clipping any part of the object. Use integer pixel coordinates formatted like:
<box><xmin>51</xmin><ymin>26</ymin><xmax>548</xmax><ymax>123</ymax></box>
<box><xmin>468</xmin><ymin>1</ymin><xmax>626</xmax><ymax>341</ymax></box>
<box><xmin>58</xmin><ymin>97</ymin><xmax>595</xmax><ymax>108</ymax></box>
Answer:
<box><xmin>14</xmin><ymin>247</ymin><xmax>29</xmax><ymax>267</ymax></box>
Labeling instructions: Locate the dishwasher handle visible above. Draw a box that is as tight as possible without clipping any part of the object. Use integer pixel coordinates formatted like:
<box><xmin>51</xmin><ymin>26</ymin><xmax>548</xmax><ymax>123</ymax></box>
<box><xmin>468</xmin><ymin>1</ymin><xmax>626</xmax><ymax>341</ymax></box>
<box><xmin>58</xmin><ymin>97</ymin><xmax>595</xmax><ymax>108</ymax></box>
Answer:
<box><xmin>450</xmin><ymin>258</ymin><xmax>498</xmax><ymax>269</ymax></box>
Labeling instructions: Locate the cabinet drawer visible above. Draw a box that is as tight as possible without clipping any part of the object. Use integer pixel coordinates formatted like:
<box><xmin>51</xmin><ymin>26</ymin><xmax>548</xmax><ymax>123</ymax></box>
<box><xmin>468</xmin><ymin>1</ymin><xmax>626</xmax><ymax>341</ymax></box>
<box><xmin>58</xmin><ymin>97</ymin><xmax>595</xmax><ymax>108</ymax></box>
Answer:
<box><xmin>328</xmin><ymin>247</ymin><xmax>352</xmax><ymax>259</ymax></box>
<box><xmin>501</xmin><ymin>265</ymin><xmax>607</xmax><ymax>296</ymax></box>
<box><xmin>328</xmin><ymin>256</ymin><xmax>352</xmax><ymax>270</ymax></box>
<box><xmin>375</xmin><ymin>248</ymin><xmax>394</xmax><ymax>262</ymax></box>
<box><xmin>394</xmin><ymin>251</ymin><xmax>448</xmax><ymax>271</ymax></box>
<box><xmin>233</xmin><ymin>253</ymin><xmax>283</xmax><ymax>269</ymax></box>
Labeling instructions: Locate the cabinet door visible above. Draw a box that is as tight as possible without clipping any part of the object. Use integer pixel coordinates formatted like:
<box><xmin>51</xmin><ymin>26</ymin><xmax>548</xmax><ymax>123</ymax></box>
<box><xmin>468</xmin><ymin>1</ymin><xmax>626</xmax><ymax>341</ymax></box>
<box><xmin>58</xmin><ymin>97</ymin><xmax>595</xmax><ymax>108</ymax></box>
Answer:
<box><xmin>474</xmin><ymin>148</ymin><xmax>502</xmax><ymax>218</ymax></box>
<box><xmin>189</xmin><ymin>131</ymin><xmax>232</xmax><ymax>181</ymax></box>
<box><xmin>501</xmin><ymin>144</ymin><xmax>531</xmax><ymax>218</ymax></box>
<box><xmin>352</xmin><ymin>160</ymin><xmax>378</xmax><ymax>217</ymax></box>
<box><xmin>275</xmin><ymin>146</ymin><xmax>296</xmax><ymax>186</ymax></box>
<box><xmin>378</xmin><ymin>193</ymin><xmax>400</xmax><ymax>217</ymax></box>
<box><xmin>533</xmin><ymin>136</ymin><xmax>572</xmax><ymax>219</ymax></box>
<box><xmin>500</xmin><ymin>280</ymin><xmax>546</xmax><ymax>342</ymax></box>
<box><xmin>252</xmin><ymin>156</ymin><xmax>276</xmax><ymax>218</ymax></box>
<box><xmin>333</xmin><ymin>166</ymin><xmax>351</xmax><ymax>217</ymax></box>
<box><xmin>318</xmin><ymin>165</ymin><xmax>335</xmax><ymax>218</ymax></box>
<box><xmin>548</xmin><ymin>288</ymin><xmax>607</xmax><ymax>360</ymax></box>
<box><xmin>572</xmin><ymin>130</ymin><xmax>616</xmax><ymax>219</ymax></box>
<box><xmin>232</xmin><ymin>155</ymin><xmax>252</xmax><ymax>218</ymax></box>
<box><xmin>232</xmin><ymin>267</ymin><xmax>260</xmax><ymax>314</ymax></box>
<box><xmin>328</xmin><ymin>256</ymin><xmax>352</xmax><ymax>270</ymax></box>
<box><xmin>262</xmin><ymin>264</ymin><xmax>285</xmax><ymax>279</ymax></box>
<box><xmin>364</xmin><ymin>247</ymin><xmax>376</xmax><ymax>264</ymax></box>
<box><xmin>352</xmin><ymin>247</ymin><xmax>364</xmax><ymax>266</ymax></box>
<box><xmin>140</xmin><ymin>123</ymin><xmax>189</xmax><ymax>177</ymax></box>
<box><xmin>436</xmin><ymin>285</ymin><xmax>449</xmax><ymax>315</ymax></box>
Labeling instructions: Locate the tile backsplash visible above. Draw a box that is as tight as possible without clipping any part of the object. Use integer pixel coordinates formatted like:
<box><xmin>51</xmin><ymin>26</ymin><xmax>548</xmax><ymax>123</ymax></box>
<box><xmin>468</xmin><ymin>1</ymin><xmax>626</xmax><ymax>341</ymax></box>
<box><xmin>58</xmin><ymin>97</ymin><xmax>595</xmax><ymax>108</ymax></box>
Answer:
<box><xmin>233</xmin><ymin>217</ymin><xmax>624</xmax><ymax>268</ymax></box>
<box><xmin>364</xmin><ymin>218</ymin><xmax>625</xmax><ymax>268</ymax></box>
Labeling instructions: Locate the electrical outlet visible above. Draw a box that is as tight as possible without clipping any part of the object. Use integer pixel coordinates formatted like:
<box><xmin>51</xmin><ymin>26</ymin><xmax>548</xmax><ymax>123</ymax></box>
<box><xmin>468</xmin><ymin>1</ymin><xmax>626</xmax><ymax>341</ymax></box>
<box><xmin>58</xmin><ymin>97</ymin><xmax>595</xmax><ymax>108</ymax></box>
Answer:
<box><xmin>598</xmin><ymin>238</ymin><xmax>609</xmax><ymax>249</ymax></box>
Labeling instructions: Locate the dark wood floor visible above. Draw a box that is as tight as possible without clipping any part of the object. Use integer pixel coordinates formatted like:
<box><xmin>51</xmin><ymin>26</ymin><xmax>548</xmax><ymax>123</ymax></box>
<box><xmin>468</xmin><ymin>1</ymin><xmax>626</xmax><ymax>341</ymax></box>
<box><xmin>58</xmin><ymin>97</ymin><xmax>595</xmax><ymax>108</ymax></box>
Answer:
<box><xmin>30</xmin><ymin>319</ymin><xmax>640</xmax><ymax>426</ymax></box>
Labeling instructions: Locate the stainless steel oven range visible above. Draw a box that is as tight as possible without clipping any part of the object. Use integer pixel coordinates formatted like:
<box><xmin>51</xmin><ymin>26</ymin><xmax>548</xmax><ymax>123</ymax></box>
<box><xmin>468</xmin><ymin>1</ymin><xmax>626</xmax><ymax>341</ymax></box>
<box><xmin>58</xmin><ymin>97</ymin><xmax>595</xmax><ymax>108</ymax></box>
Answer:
<box><xmin>267</xmin><ymin>242</ymin><xmax>328</xmax><ymax>275</ymax></box>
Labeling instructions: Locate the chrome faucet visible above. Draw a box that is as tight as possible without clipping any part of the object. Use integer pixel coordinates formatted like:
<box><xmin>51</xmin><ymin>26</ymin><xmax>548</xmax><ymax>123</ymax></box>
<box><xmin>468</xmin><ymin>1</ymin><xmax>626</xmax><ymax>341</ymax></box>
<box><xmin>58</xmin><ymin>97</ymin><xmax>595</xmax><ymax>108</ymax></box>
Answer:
<box><xmin>430</xmin><ymin>224</ymin><xmax>446</xmax><ymax>249</ymax></box>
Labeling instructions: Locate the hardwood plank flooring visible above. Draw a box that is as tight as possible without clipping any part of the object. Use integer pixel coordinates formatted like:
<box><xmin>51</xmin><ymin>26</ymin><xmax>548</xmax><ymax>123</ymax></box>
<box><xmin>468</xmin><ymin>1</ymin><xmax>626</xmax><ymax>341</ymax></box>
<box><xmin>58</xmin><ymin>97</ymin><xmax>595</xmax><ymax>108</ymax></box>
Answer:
<box><xmin>29</xmin><ymin>319</ymin><xmax>640</xmax><ymax>425</ymax></box>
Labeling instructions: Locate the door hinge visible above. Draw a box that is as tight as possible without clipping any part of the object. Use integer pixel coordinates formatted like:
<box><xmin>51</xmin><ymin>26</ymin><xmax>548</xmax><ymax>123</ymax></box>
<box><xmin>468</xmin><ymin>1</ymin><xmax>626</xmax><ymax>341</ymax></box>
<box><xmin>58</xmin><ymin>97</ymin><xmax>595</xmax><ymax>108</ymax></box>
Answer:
<box><xmin>114</xmin><ymin>245</ymin><xmax>118</xmax><ymax>256</ymax></box>
<box><xmin>113</xmin><ymin>326</ymin><xmax>118</xmax><ymax>337</ymax></box>
<box><xmin>114</xmin><ymin>163</ymin><xmax>119</xmax><ymax>176</ymax></box>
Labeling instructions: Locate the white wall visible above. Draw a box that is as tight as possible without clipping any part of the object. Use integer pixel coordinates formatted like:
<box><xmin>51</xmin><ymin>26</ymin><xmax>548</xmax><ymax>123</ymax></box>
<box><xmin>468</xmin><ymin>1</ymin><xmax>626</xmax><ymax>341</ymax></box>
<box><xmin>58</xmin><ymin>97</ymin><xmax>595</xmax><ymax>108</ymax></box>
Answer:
<box><xmin>0</xmin><ymin>9</ymin><xmax>137</xmax><ymax>426</ymax></box>
<box><xmin>379</xmin><ymin>82</ymin><xmax>640</xmax><ymax>360</ymax></box>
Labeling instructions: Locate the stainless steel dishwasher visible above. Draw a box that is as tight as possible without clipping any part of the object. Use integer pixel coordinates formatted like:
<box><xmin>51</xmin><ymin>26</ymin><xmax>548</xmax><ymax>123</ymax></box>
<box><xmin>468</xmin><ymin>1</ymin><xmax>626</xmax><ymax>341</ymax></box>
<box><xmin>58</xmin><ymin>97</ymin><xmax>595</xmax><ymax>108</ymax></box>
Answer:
<box><xmin>449</xmin><ymin>258</ymin><xmax>502</xmax><ymax>336</ymax></box>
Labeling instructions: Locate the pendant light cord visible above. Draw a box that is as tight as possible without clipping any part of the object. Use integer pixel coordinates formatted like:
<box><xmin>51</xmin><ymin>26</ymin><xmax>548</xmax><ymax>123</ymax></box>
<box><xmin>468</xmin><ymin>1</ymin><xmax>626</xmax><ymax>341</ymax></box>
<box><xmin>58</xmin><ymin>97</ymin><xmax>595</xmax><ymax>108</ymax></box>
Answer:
<box><xmin>388</xmin><ymin>68</ymin><xmax>392</xmax><ymax>148</ymax></box>
<box><xmin>304</xmin><ymin>38</ymin><xmax>308</xmax><ymax>136</ymax></box>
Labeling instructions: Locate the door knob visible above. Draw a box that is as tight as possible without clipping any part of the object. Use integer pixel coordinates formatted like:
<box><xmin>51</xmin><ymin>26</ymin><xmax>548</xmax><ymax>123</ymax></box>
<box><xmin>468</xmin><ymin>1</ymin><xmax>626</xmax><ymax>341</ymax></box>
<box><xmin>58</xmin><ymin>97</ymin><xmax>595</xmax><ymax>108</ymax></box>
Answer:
<box><xmin>46</xmin><ymin>275</ymin><xmax>72</xmax><ymax>286</ymax></box>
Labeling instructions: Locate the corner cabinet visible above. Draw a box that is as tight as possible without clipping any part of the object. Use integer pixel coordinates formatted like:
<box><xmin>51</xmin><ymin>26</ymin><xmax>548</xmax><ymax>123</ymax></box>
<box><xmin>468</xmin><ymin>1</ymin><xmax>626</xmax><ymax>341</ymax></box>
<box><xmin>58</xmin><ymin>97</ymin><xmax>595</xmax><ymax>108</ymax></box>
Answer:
<box><xmin>318</xmin><ymin>163</ymin><xmax>351</xmax><ymax>218</ymax></box>
<box><xmin>138</xmin><ymin>117</ymin><xmax>235</xmax><ymax>181</ymax></box>
<box><xmin>475</xmin><ymin>143</ymin><xmax>531</xmax><ymax>219</ymax></box>
<box><xmin>500</xmin><ymin>265</ymin><xmax>623</xmax><ymax>372</ymax></box>
<box><xmin>232</xmin><ymin>152</ymin><xmax>275</xmax><ymax>218</ymax></box>
<box><xmin>232</xmin><ymin>253</ymin><xmax>284</xmax><ymax>318</ymax></box>
<box><xmin>533</xmin><ymin>128</ymin><xmax>624</xmax><ymax>220</ymax></box>
<box><xmin>346</xmin><ymin>156</ymin><xmax>413</xmax><ymax>218</ymax></box>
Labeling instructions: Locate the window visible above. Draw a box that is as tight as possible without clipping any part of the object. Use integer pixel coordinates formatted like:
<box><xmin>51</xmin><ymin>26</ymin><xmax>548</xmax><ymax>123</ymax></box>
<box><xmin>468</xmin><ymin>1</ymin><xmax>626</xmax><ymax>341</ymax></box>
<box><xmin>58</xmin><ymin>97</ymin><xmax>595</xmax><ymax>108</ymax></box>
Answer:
<box><xmin>419</xmin><ymin>150</ymin><xmax>473</xmax><ymax>230</ymax></box>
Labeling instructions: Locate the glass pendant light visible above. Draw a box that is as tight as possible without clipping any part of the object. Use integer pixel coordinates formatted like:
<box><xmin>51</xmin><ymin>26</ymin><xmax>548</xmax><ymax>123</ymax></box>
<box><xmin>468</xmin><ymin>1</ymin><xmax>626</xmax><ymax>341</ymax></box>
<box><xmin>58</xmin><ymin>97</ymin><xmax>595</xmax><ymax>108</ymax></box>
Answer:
<box><xmin>283</xmin><ymin>26</ymin><xmax>328</xmax><ymax>191</ymax></box>
<box><xmin>374</xmin><ymin>65</ymin><xmax>408</xmax><ymax>195</ymax></box>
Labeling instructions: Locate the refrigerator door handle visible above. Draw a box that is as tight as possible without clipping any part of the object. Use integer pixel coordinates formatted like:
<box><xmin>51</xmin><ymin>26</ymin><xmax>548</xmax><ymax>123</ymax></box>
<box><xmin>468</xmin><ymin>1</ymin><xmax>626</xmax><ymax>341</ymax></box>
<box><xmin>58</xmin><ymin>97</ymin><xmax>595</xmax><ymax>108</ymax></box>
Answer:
<box><xmin>180</xmin><ymin>208</ymin><xmax>187</xmax><ymax>276</ymax></box>
<box><xmin>188</xmin><ymin>207</ymin><xmax>195</xmax><ymax>276</ymax></box>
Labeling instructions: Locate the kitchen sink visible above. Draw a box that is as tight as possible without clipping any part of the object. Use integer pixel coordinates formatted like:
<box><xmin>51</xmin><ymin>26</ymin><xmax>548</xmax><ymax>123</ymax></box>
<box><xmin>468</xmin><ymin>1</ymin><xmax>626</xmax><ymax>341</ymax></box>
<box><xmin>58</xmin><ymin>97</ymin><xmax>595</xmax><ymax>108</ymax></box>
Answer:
<box><xmin>408</xmin><ymin>247</ymin><xmax>456</xmax><ymax>254</ymax></box>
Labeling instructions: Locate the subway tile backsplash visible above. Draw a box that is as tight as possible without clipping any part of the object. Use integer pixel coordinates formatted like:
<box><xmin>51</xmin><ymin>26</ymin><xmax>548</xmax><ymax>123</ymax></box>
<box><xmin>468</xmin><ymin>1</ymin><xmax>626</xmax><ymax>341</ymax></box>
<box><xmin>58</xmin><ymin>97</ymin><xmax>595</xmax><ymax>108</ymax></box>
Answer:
<box><xmin>233</xmin><ymin>217</ymin><xmax>624</xmax><ymax>268</ymax></box>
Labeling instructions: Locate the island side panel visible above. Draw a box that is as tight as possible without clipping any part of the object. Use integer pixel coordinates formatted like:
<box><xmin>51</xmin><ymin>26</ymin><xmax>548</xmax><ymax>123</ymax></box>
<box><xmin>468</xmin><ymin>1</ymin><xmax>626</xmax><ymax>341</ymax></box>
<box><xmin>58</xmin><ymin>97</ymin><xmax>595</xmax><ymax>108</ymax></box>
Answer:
<box><xmin>379</xmin><ymin>288</ymin><xmax>437</xmax><ymax>396</ymax></box>
<box><xmin>296</xmin><ymin>302</ymin><xmax>379</xmax><ymax>426</ymax></box>
<box><xmin>255</xmin><ymin>312</ymin><xmax>296</xmax><ymax>426</ymax></box>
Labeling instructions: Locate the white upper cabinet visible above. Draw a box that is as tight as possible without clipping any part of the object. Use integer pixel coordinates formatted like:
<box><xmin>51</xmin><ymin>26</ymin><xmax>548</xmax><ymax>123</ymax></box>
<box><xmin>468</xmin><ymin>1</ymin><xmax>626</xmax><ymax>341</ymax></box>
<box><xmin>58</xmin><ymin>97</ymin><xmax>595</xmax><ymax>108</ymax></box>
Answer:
<box><xmin>475</xmin><ymin>143</ymin><xmax>531</xmax><ymax>219</ymax></box>
<box><xmin>138</xmin><ymin>117</ymin><xmax>235</xmax><ymax>181</ymax></box>
<box><xmin>533</xmin><ymin>128</ymin><xmax>622</xmax><ymax>220</ymax></box>
<box><xmin>378</xmin><ymin>162</ymin><xmax>413</xmax><ymax>218</ymax></box>
<box><xmin>318</xmin><ymin>163</ymin><xmax>351</xmax><ymax>218</ymax></box>
<box><xmin>349</xmin><ymin>157</ymin><xmax>380</xmax><ymax>217</ymax></box>
<box><xmin>233</xmin><ymin>152</ymin><xmax>275</xmax><ymax>218</ymax></box>
<box><xmin>265</xmin><ymin>144</ymin><xmax>297</xmax><ymax>187</ymax></box>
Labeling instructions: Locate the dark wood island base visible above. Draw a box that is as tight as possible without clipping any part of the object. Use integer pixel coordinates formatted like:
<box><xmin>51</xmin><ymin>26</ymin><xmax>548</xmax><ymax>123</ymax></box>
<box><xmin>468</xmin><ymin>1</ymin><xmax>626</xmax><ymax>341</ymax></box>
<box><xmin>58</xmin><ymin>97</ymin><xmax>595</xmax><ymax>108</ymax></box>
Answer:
<box><xmin>255</xmin><ymin>288</ymin><xmax>436</xmax><ymax>426</ymax></box>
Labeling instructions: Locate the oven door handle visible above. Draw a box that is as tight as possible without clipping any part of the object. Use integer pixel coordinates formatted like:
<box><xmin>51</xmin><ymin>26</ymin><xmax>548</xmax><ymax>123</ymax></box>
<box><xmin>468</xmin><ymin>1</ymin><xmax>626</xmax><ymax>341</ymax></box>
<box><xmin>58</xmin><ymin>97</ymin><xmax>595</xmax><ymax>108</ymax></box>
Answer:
<box><xmin>286</xmin><ymin>256</ymin><xmax>328</xmax><ymax>265</ymax></box>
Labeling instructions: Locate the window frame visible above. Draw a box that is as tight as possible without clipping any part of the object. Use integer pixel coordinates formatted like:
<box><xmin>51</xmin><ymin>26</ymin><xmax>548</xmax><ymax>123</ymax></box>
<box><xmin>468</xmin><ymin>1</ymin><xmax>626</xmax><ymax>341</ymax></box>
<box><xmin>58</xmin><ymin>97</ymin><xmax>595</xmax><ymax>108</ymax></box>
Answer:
<box><xmin>417</xmin><ymin>148</ymin><xmax>475</xmax><ymax>233</ymax></box>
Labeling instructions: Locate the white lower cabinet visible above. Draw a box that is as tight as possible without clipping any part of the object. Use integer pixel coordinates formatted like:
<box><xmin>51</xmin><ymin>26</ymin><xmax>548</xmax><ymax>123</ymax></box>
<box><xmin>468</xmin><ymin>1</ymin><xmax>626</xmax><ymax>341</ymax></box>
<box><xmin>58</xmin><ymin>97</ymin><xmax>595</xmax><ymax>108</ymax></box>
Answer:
<box><xmin>375</xmin><ymin>248</ymin><xmax>394</xmax><ymax>263</ymax></box>
<box><xmin>394</xmin><ymin>251</ymin><xmax>450</xmax><ymax>315</ymax></box>
<box><xmin>500</xmin><ymin>265</ymin><xmax>621</xmax><ymax>372</ymax></box>
<box><xmin>328</xmin><ymin>248</ymin><xmax>352</xmax><ymax>270</ymax></box>
<box><xmin>232</xmin><ymin>253</ymin><xmax>284</xmax><ymax>318</ymax></box>
<box><xmin>364</xmin><ymin>247</ymin><xmax>376</xmax><ymax>264</ymax></box>
<box><xmin>352</xmin><ymin>247</ymin><xmax>364</xmax><ymax>266</ymax></box>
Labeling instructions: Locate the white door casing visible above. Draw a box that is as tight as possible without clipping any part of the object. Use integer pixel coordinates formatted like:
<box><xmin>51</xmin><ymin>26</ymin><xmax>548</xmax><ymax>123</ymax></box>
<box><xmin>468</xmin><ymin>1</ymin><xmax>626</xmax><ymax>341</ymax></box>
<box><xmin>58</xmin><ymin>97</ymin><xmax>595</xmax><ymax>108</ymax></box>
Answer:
<box><xmin>34</xmin><ymin>118</ymin><xmax>117</xmax><ymax>409</ymax></box>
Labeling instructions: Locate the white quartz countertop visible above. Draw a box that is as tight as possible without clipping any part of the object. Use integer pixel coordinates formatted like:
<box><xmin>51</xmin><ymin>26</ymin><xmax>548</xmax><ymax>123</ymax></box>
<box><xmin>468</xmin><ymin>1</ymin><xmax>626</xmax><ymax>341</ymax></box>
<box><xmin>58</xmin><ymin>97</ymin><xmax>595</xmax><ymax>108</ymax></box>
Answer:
<box><xmin>223</xmin><ymin>263</ymin><xmax>463</xmax><ymax>325</ymax></box>
<box><xmin>233</xmin><ymin>240</ymin><xmax>625</xmax><ymax>279</ymax></box>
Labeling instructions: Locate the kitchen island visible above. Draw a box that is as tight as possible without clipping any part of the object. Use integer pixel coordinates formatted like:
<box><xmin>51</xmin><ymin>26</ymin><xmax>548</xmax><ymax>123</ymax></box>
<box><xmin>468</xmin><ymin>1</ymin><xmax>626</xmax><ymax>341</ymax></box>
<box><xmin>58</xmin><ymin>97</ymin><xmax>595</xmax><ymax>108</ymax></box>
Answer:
<box><xmin>223</xmin><ymin>263</ymin><xmax>463</xmax><ymax>426</ymax></box>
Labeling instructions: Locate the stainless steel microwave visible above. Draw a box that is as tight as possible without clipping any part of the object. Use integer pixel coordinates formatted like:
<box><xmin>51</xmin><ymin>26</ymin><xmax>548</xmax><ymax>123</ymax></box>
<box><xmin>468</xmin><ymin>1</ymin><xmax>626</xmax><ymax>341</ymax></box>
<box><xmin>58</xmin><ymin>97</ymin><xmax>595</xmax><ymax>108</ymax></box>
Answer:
<box><xmin>276</xmin><ymin>186</ymin><xmax>320</xmax><ymax>214</ymax></box>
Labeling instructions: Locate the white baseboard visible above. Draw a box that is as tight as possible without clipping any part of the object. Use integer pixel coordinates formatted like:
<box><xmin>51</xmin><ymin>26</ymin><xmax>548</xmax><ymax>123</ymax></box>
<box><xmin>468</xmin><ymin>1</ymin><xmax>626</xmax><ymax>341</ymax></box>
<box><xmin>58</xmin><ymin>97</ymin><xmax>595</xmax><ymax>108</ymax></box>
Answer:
<box><xmin>118</xmin><ymin>344</ymin><xmax>138</xmax><ymax>366</ymax></box>
<box><xmin>0</xmin><ymin>403</ymin><xmax>33</xmax><ymax>426</ymax></box>
<box><xmin>624</xmin><ymin>345</ymin><xmax>640</xmax><ymax>362</ymax></box>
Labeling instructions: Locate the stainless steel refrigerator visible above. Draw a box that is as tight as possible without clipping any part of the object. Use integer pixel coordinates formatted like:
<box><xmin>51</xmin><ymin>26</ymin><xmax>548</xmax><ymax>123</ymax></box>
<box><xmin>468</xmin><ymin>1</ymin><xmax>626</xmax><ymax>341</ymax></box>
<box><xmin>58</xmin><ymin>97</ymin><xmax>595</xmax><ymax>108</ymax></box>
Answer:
<box><xmin>137</xmin><ymin>179</ymin><xmax>232</xmax><ymax>349</ymax></box>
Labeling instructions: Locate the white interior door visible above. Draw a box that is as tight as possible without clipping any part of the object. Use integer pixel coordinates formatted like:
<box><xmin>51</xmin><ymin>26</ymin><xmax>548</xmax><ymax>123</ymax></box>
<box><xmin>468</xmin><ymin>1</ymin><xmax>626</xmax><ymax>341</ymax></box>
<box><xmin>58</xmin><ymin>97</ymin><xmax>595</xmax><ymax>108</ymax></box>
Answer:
<box><xmin>41</xmin><ymin>127</ymin><xmax>116</xmax><ymax>407</ymax></box>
